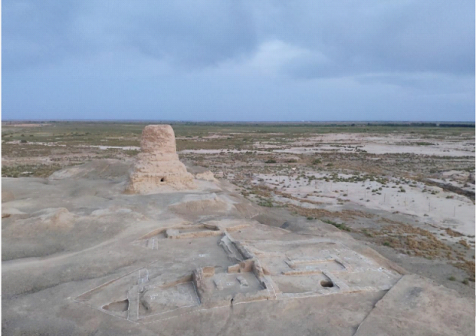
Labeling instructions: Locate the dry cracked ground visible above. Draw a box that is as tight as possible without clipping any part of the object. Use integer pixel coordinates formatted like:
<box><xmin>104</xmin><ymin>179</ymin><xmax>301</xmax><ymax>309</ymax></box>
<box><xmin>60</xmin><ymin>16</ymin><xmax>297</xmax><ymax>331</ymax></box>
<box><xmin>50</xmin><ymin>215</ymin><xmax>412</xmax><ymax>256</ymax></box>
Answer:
<box><xmin>2</xmin><ymin>121</ymin><xmax>475</xmax><ymax>335</ymax></box>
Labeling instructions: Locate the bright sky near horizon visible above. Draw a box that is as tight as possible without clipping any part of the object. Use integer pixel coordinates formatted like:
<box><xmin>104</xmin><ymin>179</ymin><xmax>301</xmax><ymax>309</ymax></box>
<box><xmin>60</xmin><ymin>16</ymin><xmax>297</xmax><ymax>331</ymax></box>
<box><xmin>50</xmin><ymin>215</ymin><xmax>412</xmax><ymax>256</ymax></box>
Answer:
<box><xmin>2</xmin><ymin>1</ymin><xmax>475</xmax><ymax>121</ymax></box>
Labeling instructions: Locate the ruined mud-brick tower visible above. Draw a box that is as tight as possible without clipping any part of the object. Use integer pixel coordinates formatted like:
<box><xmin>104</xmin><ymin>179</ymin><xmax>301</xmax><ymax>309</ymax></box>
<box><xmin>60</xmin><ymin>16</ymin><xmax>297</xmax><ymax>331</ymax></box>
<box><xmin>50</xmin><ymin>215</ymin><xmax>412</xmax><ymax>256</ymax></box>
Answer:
<box><xmin>126</xmin><ymin>125</ymin><xmax>196</xmax><ymax>193</ymax></box>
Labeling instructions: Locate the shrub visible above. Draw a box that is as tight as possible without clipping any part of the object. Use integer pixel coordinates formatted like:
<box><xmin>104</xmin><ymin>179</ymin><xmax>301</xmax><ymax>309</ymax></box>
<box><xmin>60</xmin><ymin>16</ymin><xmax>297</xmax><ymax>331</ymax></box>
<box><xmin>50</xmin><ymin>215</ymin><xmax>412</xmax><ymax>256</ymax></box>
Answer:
<box><xmin>322</xmin><ymin>219</ymin><xmax>351</xmax><ymax>231</ymax></box>
<box><xmin>312</xmin><ymin>159</ymin><xmax>321</xmax><ymax>165</ymax></box>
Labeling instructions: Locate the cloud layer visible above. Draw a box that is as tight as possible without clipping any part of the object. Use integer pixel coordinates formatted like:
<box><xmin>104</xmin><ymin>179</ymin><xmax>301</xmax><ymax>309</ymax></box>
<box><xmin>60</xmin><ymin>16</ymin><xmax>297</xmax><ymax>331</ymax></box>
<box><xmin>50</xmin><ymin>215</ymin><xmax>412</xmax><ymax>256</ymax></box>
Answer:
<box><xmin>3</xmin><ymin>0</ymin><xmax>475</xmax><ymax>121</ymax></box>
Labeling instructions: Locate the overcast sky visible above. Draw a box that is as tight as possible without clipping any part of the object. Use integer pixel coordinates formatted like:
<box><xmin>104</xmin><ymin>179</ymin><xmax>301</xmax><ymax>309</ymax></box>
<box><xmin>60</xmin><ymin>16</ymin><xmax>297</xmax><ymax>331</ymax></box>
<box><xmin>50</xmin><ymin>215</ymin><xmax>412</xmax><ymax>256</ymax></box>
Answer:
<box><xmin>3</xmin><ymin>0</ymin><xmax>475</xmax><ymax>121</ymax></box>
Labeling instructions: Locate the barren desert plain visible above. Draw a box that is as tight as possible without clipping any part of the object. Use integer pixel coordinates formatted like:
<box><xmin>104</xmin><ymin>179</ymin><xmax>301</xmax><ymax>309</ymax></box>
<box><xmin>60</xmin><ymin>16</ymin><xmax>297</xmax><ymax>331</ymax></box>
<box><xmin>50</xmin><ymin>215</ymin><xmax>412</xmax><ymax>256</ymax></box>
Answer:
<box><xmin>2</xmin><ymin>121</ymin><xmax>475</xmax><ymax>335</ymax></box>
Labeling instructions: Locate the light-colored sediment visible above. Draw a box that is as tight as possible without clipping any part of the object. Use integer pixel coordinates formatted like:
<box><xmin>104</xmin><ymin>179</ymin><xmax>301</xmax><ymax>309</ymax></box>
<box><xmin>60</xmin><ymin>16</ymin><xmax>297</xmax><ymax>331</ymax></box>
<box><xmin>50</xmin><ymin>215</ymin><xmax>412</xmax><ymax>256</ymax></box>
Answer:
<box><xmin>195</xmin><ymin>170</ymin><xmax>217</xmax><ymax>182</ymax></box>
<box><xmin>255</xmin><ymin>172</ymin><xmax>475</xmax><ymax>236</ymax></box>
<box><xmin>2</xmin><ymin>160</ymin><xmax>474</xmax><ymax>335</ymax></box>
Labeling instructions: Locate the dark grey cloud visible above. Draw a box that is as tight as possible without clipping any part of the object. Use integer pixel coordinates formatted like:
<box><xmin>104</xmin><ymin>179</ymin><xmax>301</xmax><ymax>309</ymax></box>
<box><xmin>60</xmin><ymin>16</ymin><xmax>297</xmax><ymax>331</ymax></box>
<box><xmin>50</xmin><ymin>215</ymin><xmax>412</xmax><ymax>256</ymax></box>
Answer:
<box><xmin>3</xmin><ymin>0</ymin><xmax>84</xmax><ymax>70</ymax></box>
<box><xmin>4</xmin><ymin>1</ymin><xmax>259</xmax><ymax>70</ymax></box>
<box><xmin>2</xmin><ymin>0</ymin><xmax>474</xmax><ymax>121</ymax></box>
<box><xmin>274</xmin><ymin>1</ymin><xmax>475</xmax><ymax>79</ymax></box>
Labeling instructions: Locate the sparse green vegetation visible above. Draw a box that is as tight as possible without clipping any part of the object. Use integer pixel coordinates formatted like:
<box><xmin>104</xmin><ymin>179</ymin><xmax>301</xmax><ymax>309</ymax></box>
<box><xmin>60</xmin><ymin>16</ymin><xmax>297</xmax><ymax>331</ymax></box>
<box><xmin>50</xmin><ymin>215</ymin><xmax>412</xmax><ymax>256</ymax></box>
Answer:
<box><xmin>361</xmin><ymin>229</ymin><xmax>373</xmax><ymax>237</ymax></box>
<box><xmin>2</xmin><ymin>164</ymin><xmax>63</xmax><ymax>178</ymax></box>
<box><xmin>321</xmin><ymin>219</ymin><xmax>351</xmax><ymax>231</ymax></box>
<box><xmin>257</xmin><ymin>199</ymin><xmax>274</xmax><ymax>207</ymax></box>
<box><xmin>415</xmin><ymin>142</ymin><xmax>435</xmax><ymax>146</ymax></box>
<box><xmin>312</xmin><ymin>158</ymin><xmax>321</xmax><ymax>165</ymax></box>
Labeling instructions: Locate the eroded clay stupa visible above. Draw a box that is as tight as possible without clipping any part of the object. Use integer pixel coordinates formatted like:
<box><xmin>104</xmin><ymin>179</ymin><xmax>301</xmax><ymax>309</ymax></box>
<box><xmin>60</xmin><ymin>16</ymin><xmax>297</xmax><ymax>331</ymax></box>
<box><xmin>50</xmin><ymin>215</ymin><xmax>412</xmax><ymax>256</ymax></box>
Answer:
<box><xmin>126</xmin><ymin>125</ymin><xmax>195</xmax><ymax>193</ymax></box>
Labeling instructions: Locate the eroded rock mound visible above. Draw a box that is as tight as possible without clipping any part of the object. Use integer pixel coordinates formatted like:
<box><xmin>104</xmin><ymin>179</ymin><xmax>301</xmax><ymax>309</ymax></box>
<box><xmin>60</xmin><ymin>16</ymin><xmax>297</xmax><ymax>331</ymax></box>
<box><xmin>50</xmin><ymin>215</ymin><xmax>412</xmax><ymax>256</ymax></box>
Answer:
<box><xmin>49</xmin><ymin>159</ymin><xmax>132</xmax><ymax>181</ymax></box>
<box><xmin>126</xmin><ymin>125</ymin><xmax>195</xmax><ymax>193</ymax></box>
<box><xmin>168</xmin><ymin>193</ymin><xmax>232</xmax><ymax>217</ymax></box>
<box><xmin>195</xmin><ymin>170</ymin><xmax>216</xmax><ymax>182</ymax></box>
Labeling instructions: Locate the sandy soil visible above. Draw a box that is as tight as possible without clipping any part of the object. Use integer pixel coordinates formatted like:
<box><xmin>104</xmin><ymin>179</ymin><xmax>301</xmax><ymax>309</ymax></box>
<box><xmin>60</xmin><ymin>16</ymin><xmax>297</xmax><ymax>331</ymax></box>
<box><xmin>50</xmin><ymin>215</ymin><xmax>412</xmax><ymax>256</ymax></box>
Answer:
<box><xmin>3</xmin><ymin>123</ymin><xmax>475</xmax><ymax>302</ymax></box>
<box><xmin>265</xmin><ymin>133</ymin><xmax>475</xmax><ymax>156</ymax></box>
<box><xmin>2</xmin><ymin>160</ymin><xmax>474</xmax><ymax>335</ymax></box>
<box><xmin>254</xmin><ymin>173</ymin><xmax>475</xmax><ymax>237</ymax></box>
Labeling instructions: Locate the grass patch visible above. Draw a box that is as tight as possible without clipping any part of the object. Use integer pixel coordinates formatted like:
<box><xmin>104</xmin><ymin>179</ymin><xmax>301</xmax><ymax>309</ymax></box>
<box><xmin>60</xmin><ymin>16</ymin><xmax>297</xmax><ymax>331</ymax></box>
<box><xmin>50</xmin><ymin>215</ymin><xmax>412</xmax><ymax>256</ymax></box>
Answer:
<box><xmin>257</xmin><ymin>199</ymin><xmax>274</xmax><ymax>207</ymax></box>
<box><xmin>415</xmin><ymin>142</ymin><xmax>435</xmax><ymax>146</ymax></box>
<box><xmin>2</xmin><ymin>164</ymin><xmax>63</xmax><ymax>178</ymax></box>
<box><xmin>321</xmin><ymin>219</ymin><xmax>351</xmax><ymax>231</ymax></box>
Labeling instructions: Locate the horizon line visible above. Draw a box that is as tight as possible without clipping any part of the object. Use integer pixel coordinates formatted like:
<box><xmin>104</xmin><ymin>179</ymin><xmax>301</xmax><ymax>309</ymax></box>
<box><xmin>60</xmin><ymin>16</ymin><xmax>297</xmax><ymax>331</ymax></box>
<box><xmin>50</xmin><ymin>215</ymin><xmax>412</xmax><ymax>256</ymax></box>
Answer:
<box><xmin>2</xmin><ymin>119</ymin><xmax>475</xmax><ymax>124</ymax></box>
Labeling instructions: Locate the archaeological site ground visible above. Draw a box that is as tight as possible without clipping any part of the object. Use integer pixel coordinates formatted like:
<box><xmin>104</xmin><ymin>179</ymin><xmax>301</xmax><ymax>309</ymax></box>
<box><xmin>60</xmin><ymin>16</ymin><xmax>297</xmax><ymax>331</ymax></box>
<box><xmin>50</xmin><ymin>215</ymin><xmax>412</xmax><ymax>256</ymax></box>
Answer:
<box><xmin>2</xmin><ymin>121</ymin><xmax>475</xmax><ymax>335</ymax></box>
